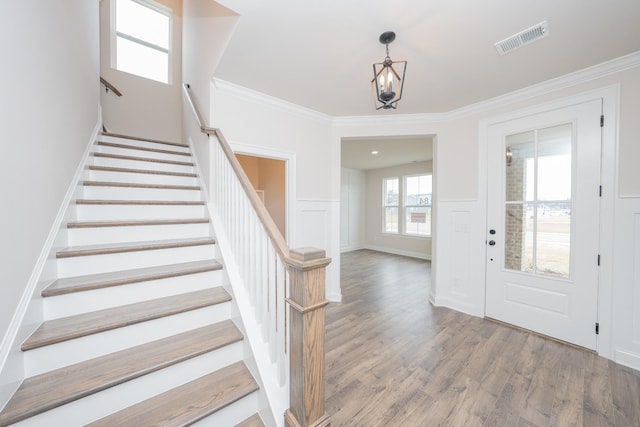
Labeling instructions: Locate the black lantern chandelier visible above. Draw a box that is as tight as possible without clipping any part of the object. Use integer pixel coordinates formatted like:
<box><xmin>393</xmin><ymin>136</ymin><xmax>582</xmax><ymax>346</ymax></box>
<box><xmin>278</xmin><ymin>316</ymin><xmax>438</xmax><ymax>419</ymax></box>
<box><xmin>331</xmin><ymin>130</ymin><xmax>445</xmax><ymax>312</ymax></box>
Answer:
<box><xmin>372</xmin><ymin>31</ymin><xmax>407</xmax><ymax>110</ymax></box>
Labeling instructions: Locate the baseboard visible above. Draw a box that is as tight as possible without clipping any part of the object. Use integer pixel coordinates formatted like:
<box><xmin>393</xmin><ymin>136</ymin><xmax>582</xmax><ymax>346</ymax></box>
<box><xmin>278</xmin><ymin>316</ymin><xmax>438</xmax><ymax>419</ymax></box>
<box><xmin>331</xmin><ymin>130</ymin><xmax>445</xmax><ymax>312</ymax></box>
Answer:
<box><xmin>431</xmin><ymin>294</ymin><xmax>482</xmax><ymax>318</ymax></box>
<box><xmin>327</xmin><ymin>291</ymin><xmax>342</xmax><ymax>303</ymax></box>
<box><xmin>363</xmin><ymin>245</ymin><xmax>431</xmax><ymax>261</ymax></box>
<box><xmin>0</xmin><ymin>117</ymin><xmax>102</xmax><ymax>411</ymax></box>
<box><xmin>615</xmin><ymin>348</ymin><xmax>640</xmax><ymax>372</ymax></box>
<box><xmin>340</xmin><ymin>244</ymin><xmax>364</xmax><ymax>253</ymax></box>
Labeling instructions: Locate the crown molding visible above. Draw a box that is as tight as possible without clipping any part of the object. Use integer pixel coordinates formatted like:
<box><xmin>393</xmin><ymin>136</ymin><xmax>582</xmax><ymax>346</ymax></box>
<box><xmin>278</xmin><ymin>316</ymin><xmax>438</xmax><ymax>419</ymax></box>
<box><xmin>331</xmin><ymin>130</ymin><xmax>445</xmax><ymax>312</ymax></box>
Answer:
<box><xmin>445</xmin><ymin>49</ymin><xmax>640</xmax><ymax>121</ymax></box>
<box><xmin>335</xmin><ymin>50</ymin><xmax>640</xmax><ymax>126</ymax></box>
<box><xmin>212</xmin><ymin>78</ymin><xmax>333</xmax><ymax>124</ymax></box>
<box><xmin>214</xmin><ymin>50</ymin><xmax>640</xmax><ymax>127</ymax></box>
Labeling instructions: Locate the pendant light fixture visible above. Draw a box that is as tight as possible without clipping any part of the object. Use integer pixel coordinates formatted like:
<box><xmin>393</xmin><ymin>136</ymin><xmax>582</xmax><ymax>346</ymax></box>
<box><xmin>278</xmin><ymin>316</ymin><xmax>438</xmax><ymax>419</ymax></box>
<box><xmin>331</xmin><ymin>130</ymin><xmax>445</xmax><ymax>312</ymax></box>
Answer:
<box><xmin>372</xmin><ymin>31</ymin><xmax>407</xmax><ymax>110</ymax></box>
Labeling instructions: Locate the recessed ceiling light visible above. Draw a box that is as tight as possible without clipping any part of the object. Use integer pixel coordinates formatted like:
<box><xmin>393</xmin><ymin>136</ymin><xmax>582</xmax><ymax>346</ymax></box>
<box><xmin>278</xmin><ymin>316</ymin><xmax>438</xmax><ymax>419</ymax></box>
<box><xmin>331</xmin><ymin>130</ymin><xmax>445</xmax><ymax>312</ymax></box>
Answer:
<box><xmin>371</xmin><ymin>151</ymin><xmax>379</xmax><ymax>155</ymax></box>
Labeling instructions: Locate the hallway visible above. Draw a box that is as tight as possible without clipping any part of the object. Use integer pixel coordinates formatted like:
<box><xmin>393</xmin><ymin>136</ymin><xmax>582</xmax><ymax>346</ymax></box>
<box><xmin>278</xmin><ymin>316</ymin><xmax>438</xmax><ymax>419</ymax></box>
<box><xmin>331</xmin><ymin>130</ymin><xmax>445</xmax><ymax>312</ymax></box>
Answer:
<box><xmin>325</xmin><ymin>249</ymin><xmax>640</xmax><ymax>426</ymax></box>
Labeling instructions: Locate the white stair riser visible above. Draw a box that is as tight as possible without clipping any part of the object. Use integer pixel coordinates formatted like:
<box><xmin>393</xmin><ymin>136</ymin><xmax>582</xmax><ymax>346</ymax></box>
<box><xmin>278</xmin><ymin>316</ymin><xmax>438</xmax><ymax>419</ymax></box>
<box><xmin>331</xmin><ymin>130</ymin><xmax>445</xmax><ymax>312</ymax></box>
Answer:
<box><xmin>91</xmin><ymin>155</ymin><xmax>195</xmax><ymax>174</ymax></box>
<box><xmin>99</xmin><ymin>137</ymin><xmax>191</xmax><ymax>154</ymax></box>
<box><xmin>44</xmin><ymin>270</ymin><xmax>223</xmax><ymax>319</ymax></box>
<box><xmin>82</xmin><ymin>185</ymin><xmax>203</xmax><ymax>201</ymax></box>
<box><xmin>96</xmin><ymin>145</ymin><xmax>192</xmax><ymax>163</ymax></box>
<box><xmin>17</xmin><ymin>342</ymin><xmax>243</xmax><ymax>427</ymax></box>
<box><xmin>67</xmin><ymin>223</ymin><xmax>211</xmax><ymax>246</ymax></box>
<box><xmin>24</xmin><ymin>303</ymin><xmax>232</xmax><ymax>376</ymax></box>
<box><xmin>75</xmin><ymin>204</ymin><xmax>206</xmax><ymax>221</ymax></box>
<box><xmin>87</xmin><ymin>170</ymin><xmax>198</xmax><ymax>187</ymax></box>
<box><xmin>56</xmin><ymin>244</ymin><xmax>216</xmax><ymax>277</ymax></box>
<box><xmin>192</xmin><ymin>392</ymin><xmax>259</xmax><ymax>427</ymax></box>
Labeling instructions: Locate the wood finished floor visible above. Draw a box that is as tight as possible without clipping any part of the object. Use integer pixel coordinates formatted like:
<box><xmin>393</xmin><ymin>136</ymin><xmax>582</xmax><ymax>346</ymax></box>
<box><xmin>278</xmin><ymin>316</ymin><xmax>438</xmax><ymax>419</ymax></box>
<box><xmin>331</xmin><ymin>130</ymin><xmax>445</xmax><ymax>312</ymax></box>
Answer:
<box><xmin>325</xmin><ymin>249</ymin><xmax>640</xmax><ymax>426</ymax></box>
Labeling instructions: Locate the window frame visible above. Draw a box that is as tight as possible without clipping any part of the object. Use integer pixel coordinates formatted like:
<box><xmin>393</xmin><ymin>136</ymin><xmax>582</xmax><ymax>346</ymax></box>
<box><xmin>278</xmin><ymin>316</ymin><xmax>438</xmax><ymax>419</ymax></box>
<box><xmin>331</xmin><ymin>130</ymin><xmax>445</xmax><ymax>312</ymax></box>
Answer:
<box><xmin>382</xmin><ymin>173</ymin><xmax>432</xmax><ymax>238</ymax></box>
<box><xmin>403</xmin><ymin>173</ymin><xmax>432</xmax><ymax>237</ymax></box>
<box><xmin>110</xmin><ymin>0</ymin><xmax>173</xmax><ymax>84</ymax></box>
<box><xmin>383</xmin><ymin>177</ymin><xmax>400</xmax><ymax>234</ymax></box>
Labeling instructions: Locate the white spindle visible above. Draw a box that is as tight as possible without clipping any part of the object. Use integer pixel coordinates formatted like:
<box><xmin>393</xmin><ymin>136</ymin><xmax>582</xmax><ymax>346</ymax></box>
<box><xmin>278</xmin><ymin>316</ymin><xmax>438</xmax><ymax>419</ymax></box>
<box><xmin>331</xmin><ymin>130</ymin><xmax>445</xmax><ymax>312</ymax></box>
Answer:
<box><xmin>209</xmin><ymin>131</ymin><xmax>291</xmax><ymax>389</ymax></box>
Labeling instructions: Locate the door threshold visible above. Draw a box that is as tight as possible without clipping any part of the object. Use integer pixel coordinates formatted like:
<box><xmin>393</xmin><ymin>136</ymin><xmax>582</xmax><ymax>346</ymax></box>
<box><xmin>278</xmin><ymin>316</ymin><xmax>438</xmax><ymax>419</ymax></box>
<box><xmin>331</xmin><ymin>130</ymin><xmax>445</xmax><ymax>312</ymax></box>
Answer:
<box><xmin>485</xmin><ymin>316</ymin><xmax>597</xmax><ymax>354</ymax></box>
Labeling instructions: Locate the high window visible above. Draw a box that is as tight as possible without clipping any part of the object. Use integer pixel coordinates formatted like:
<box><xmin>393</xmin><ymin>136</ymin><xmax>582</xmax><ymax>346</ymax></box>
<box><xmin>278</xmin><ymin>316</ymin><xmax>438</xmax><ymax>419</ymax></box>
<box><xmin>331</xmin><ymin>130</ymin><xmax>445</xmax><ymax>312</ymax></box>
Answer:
<box><xmin>113</xmin><ymin>0</ymin><xmax>171</xmax><ymax>84</ymax></box>
<box><xmin>383</xmin><ymin>174</ymin><xmax>432</xmax><ymax>236</ymax></box>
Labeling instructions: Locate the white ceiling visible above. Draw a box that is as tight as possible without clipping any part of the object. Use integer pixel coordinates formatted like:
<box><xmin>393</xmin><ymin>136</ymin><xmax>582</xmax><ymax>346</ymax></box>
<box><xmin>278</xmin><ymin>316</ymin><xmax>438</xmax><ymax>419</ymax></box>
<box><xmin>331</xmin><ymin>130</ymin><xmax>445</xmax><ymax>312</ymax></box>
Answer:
<box><xmin>341</xmin><ymin>136</ymin><xmax>433</xmax><ymax>170</ymax></box>
<box><xmin>213</xmin><ymin>0</ymin><xmax>640</xmax><ymax>118</ymax></box>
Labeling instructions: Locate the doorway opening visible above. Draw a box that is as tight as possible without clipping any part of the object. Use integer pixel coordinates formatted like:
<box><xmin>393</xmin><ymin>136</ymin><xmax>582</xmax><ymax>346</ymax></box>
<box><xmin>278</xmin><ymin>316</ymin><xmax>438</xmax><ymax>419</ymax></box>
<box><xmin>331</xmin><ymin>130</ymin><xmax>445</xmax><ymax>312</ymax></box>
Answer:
<box><xmin>339</xmin><ymin>134</ymin><xmax>435</xmax><ymax>266</ymax></box>
<box><xmin>236</xmin><ymin>153</ymin><xmax>287</xmax><ymax>239</ymax></box>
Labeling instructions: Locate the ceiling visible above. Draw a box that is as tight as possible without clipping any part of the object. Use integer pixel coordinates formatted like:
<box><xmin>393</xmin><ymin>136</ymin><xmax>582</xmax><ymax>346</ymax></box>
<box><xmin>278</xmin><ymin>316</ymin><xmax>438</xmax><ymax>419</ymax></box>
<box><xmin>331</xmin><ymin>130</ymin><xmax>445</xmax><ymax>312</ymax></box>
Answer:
<box><xmin>341</xmin><ymin>136</ymin><xmax>433</xmax><ymax>170</ymax></box>
<box><xmin>213</xmin><ymin>0</ymin><xmax>640</xmax><ymax>118</ymax></box>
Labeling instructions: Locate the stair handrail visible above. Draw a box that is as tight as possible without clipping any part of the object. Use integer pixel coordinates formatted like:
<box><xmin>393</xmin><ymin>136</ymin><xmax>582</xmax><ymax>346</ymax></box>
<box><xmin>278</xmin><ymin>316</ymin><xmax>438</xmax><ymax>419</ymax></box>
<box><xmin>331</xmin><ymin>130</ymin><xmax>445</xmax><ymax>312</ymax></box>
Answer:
<box><xmin>183</xmin><ymin>83</ymin><xmax>330</xmax><ymax>427</ymax></box>
<box><xmin>100</xmin><ymin>77</ymin><xmax>123</xmax><ymax>97</ymax></box>
<box><xmin>183</xmin><ymin>83</ymin><xmax>289</xmax><ymax>261</ymax></box>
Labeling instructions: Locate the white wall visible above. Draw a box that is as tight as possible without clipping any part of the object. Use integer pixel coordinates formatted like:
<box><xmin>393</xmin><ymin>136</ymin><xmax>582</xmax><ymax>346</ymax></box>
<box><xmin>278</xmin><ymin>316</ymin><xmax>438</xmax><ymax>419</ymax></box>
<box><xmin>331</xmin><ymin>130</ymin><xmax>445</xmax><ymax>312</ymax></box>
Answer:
<box><xmin>182</xmin><ymin>0</ymin><xmax>239</xmax><ymax>185</ymax></box>
<box><xmin>211</xmin><ymin>80</ymin><xmax>341</xmax><ymax>301</ymax></box>
<box><xmin>100</xmin><ymin>0</ymin><xmax>183</xmax><ymax>142</ymax></box>
<box><xmin>364</xmin><ymin>161</ymin><xmax>432</xmax><ymax>259</ymax></box>
<box><xmin>340</xmin><ymin>168</ymin><xmax>365</xmax><ymax>252</ymax></box>
<box><xmin>0</xmin><ymin>0</ymin><xmax>100</xmax><ymax>399</ymax></box>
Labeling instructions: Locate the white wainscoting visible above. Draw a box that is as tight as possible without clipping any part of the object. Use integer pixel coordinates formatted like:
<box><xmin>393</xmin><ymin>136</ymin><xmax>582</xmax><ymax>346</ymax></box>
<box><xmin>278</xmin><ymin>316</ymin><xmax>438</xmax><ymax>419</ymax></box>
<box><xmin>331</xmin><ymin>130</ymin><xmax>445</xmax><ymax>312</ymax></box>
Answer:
<box><xmin>432</xmin><ymin>200</ymin><xmax>486</xmax><ymax>317</ymax></box>
<box><xmin>295</xmin><ymin>199</ymin><xmax>342</xmax><ymax>302</ymax></box>
<box><xmin>613</xmin><ymin>197</ymin><xmax>640</xmax><ymax>371</ymax></box>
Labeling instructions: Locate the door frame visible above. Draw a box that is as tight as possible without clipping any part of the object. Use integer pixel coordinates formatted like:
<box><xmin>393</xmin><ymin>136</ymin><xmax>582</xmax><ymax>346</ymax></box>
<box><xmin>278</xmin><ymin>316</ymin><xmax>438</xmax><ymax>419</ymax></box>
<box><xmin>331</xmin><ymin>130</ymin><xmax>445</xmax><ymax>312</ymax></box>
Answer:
<box><xmin>478</xmin><ymin>85</ymin><xmax>618</xmax><ymax>358</ymax></box>
<box><xmin>229</xmin><ymin>141</ymin><xmax>297</xmax><ymax>246</ymax></box>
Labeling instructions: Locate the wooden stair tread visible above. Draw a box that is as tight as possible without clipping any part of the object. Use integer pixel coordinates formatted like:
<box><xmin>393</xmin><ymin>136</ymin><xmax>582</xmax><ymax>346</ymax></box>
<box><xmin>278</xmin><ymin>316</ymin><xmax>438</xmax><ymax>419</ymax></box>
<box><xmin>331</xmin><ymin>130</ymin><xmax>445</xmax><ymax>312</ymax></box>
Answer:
<box><xmin>97</xmin><ymin>141</ymin><xmax>191</xmax><ymax>157</ymax></box>
<box><xmin>0</xmin><ymin>321</ymin><xmax>242</xmax><ymax>426</ymax></box>
<box><xmin>86</xmin><ymin>361</ymin><xmax>258</xmax><ymax>427</ymax></box>
<box><xmin>92</xmin><ymin>152</ymin><xmax>194</xmax><ymax>167</ymax></box>
<box><xmin>76</xmin><ymin>199</ymin><xmax>205</xmax><ymax>206</ymax></box>
<box><xmin>88</xmin><ymin>165</ymin><xmax>197</xmax><ymax>178</ymax></box>
<box><xmin>22</xmin><ymin>288</ymin><xmax>231</xmax><ymax>351</ymax></box>
<box><xmin>82</xmin><ymin>180</ymin><xmax>201</xmax><ymax>190</ymax></box>
<box><xmin>56</xmin><ymin>237</ymin><xmax>215</xmax><ymax>258</ymax></box>
<box><xmin>67</xmin><ymin>218</ymin><xmax>209</xmax><ymax>228</ymax></box>
<box><xmin>43</xmin><ymin>260</ymin><xmax>223</xmax><ymax>297</ymax></box>
<box><xmin>236</xmin><ymin>413</ymin><xmax>266</xmax><ymax>427</ymax></box>
<box><xmin>101</xmin><ymin>132</ymin><xmax>189</xmax><ymax>148</ymax></box>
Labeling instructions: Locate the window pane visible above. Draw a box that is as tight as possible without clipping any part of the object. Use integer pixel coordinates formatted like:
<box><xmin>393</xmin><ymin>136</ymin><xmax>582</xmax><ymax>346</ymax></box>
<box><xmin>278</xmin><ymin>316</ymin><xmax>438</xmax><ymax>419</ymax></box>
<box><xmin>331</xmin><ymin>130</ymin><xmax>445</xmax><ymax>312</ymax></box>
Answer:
<box><xmin>537</xmin><ymin>124</ymin><xmax>572</xmax><ymax>202</ymax></box>
<box><xmin>384</xmin><ymin>207</ymin><xmax>398</xmax><ymax>233</ymax></box>
<box><xmin>384</xmin><ymin>178</ymin><xmax>399</xmax><ymax>206</ymax></box>
<box><xmin>117</xmin><ymin>36</ymin><xmax>168</xmax><ymax>83</ymax></box>
<box><xmin>405</xmin><ymin>206</ymin><xmax>431</xmax><ymax>236</ymax></box>
<box><xmin>504</xmin><ymin>124</ymin><xmax>572</xmax><ymax>279</ymax></box>
<box><xmin>536</xmin><ymin>201</ymin><xmax>571</xmax><ymax>278</ymax></box>
<box><xmin>505</xmin><ymin>131</ymin><xmax>534</xmax><ymax>202</ymax></box>
<box><xmin>504</xmin><ymin>203</ymin><xmax>534</xmax><ymax>273</ymax></box>
<box><xmin>405</xmin><ymin>175</ymin><xmax>432</xmax><ymax>205</ymax></box>
<box><xmin>116</xmin><ymin>0</ymin><xmax>169</xmax><ymax>49</ymax></box>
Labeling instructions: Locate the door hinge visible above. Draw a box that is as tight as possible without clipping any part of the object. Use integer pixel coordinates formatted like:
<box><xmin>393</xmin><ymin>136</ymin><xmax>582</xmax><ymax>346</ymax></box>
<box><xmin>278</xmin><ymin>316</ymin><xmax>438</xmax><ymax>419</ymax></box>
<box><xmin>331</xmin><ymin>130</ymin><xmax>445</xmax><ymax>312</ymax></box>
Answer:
<box><xmin>600</xmin><ymin>115</ymin><xmax>604</xmax><ymax>127</ymax></box>
<box><xmin>597</xmin><ymin>254</ymin><xmax>601</xmax><ymax>266</ymax></box>
<box><xmin>595</xmin><ymin>322</ymin><xmax>600</xmax><ymax>335</ymax></box>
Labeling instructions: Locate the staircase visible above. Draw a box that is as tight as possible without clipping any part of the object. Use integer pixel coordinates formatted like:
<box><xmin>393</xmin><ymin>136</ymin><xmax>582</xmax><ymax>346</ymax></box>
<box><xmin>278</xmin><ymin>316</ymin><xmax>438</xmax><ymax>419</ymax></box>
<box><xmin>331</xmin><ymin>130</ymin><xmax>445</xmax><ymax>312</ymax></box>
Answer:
<box><xmin>0</xmin><ymin>134</ymin><xmax>266</xmax><ymax>426</ymax></box>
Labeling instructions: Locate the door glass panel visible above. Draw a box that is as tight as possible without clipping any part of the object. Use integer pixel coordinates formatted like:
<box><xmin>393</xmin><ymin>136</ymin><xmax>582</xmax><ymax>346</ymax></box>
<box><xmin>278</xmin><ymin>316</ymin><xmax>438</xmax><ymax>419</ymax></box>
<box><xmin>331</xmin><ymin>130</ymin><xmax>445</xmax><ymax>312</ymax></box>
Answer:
<box><xmin>504</xmin><ymin>124</ymin><xmax>572</xmax><ymax>278</ymax></box>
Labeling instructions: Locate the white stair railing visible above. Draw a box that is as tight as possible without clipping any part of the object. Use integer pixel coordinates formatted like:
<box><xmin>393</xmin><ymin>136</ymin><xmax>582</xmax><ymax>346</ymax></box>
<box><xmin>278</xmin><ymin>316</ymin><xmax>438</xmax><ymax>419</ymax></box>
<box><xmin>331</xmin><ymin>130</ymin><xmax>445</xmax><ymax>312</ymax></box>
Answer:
<box><xmin>212</xmin><ymin>127</ymin><xmax>290</xmax><ymax>386</ymax></box>
<box><xmin>183</xmin><ymin>84</ymin><xmax>331</xmax><ymax>427</ymax></box>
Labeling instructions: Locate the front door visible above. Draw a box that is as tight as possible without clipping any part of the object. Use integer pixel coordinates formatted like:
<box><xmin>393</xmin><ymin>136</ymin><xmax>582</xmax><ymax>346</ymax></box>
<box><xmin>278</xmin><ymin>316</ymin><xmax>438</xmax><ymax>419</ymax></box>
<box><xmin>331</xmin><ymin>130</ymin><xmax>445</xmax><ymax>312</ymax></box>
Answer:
<box><xmin>485</xmin><ymin>99</ymin><xmax>602</xmax><ymax>350</ymax></box>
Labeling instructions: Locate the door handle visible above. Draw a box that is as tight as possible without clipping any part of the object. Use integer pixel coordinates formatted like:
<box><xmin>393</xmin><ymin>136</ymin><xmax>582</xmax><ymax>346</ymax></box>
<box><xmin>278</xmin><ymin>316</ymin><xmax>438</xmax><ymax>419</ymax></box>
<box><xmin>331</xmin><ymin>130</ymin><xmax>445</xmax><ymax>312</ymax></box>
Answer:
<box><xmin>489</xmin><ymin>229</ymin><xmax>496</xmax><ymax>235</ymax></box>
<box><xmin>488</xmin><ymin>240</ymin><xmax>496</xmax><ymax>246</ymax></box>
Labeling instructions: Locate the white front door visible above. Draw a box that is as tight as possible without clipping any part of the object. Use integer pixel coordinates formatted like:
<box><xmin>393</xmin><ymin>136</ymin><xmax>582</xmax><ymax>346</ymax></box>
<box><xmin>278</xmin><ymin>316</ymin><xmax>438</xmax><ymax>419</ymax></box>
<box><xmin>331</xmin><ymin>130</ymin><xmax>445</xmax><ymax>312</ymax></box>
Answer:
<box><xmin>485</xmin><ymin>99</ymin><xmax>602</xmax><ymax>350</ymax></box>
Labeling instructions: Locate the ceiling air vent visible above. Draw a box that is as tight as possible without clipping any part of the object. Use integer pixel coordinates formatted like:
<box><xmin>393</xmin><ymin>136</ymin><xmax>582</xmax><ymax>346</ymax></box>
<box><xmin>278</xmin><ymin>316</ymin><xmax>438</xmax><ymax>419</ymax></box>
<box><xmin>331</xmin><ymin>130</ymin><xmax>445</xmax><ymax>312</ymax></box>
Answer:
<box><xmin>495</xmin><ymin>21</ymin><xmax>549</xmax><ymax>55</ymax></box>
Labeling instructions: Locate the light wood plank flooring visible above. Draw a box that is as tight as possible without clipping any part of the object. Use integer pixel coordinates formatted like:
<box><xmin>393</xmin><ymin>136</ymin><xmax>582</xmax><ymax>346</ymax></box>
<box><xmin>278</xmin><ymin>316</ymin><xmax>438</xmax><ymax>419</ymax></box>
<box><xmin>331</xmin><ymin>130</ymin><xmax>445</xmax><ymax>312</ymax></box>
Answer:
<box><xmin>325</xmin><ymin>249</ymin><xmax>640</xmax><ymax>426</ymax></box>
